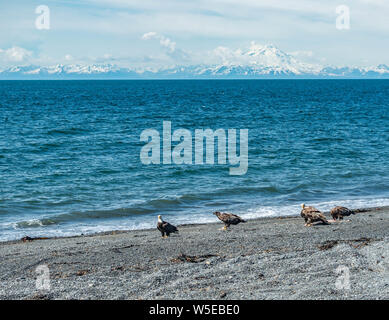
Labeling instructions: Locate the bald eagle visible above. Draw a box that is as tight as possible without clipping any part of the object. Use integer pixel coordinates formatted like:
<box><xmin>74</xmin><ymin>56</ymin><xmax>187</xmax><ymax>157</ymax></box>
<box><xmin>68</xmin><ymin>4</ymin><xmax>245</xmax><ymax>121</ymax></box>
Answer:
<box><xmin>300</xmin><ymin>204</ymin><xmax>329</xmax><ymax>227</ymax></box>
<box><xmin>330</xmin><ymin>206</ymin><xmax>355</xmax><ymax>221</ymax></box>
<box><xmin>157</xmin><ymin>215</ymin><xmax>179</xmax><ymax>238</ymax></box>
<box><xmin>213</xmin><ymin>211</ymin><xmax>246</xmax><ymax>230</ymax></box>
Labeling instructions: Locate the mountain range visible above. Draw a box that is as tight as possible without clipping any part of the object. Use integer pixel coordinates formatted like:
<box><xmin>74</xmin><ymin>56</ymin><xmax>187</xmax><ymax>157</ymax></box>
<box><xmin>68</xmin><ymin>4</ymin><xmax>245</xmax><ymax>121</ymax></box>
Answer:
<box><xmin>1</xmin><ymin>44</ymin><xmax>388</xmax><ymax>79</ymax></box>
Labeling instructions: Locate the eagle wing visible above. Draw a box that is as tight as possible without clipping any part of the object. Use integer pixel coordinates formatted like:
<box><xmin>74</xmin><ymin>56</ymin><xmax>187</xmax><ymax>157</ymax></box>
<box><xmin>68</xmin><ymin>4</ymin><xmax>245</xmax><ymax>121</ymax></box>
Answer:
<box><xmin>229</xmin><ymin>214</ymin><xmax>245</xmax><ymax>223</ymax></box>
<box><xmin>217</xmin><ymin>212</ymin><xmax>245</xmax><ymax>224</ymax></box>
<box><xmin>162</xmin><ymin>221</ymin><xmax>178</xmax><ymax>233</ymax></box>
<box><xmin>217</xmin><ymin>212</ymin><xmax>233</xmax><ymax>223</ymax></box>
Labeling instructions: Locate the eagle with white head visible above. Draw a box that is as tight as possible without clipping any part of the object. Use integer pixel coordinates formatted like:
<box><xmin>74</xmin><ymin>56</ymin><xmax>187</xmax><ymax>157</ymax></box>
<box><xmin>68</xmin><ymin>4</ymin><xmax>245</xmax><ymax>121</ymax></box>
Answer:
<box><xmin>157</xmin><ymin>215</ymin><xmax>179</xmax><ymax>238</ymax></box>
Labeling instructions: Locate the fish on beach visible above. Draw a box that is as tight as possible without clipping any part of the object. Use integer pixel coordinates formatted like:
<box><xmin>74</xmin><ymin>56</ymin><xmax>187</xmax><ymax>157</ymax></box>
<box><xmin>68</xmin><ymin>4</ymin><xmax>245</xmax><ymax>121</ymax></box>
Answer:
<box><xmin>157</xmin><ymin>215</ymin><xmax>179</xmax><ymax>238</ymax></box>
<box><xmin>213</xmin><ymin>211</ymin><xmax>246</xmax><ymax>230</ymax></box>
<box><xmin>300</xmin><ymin>204</ymin><xmax>330</xmax><ymax>227</ymax></box>
<box><xmin>330</xmin><ymin>206</ymin><xmax>355</xmax><ymax>221</ymax></box>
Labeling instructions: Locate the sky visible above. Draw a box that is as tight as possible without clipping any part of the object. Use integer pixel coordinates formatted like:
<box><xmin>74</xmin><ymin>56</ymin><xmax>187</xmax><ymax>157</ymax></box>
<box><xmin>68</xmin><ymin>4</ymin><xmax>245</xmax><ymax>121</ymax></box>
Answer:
<box><xmin>0</xmin><ymin>0</ymin><xmax>388</xmax><ymax>69</ymax></box>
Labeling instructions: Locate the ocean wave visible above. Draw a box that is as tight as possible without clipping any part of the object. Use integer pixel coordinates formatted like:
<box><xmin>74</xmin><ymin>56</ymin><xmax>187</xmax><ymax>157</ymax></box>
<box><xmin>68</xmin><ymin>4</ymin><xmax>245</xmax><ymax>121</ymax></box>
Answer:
<box><xmin>12</xmin><ymin>193</ymin><xmax>389</xmax><ymax>231</ymax></box>
<box><xmin>2</xmin><ymin>196</ymin><xmax>388</xmax><ymax>242</ymax></box>
<box><xmin>13</xmin><ymin>196</ymin><xmax>198</xmax><ymax>228</ymax></box>
<box><xmin>242</xmin><ymin>197</ymin><xmax>389</xmax><ymax>220</ymax></box>
<box><xmin>15</xmin><ymin>219</ymin><xmax>55</xmax><ymax>228</ymax></box>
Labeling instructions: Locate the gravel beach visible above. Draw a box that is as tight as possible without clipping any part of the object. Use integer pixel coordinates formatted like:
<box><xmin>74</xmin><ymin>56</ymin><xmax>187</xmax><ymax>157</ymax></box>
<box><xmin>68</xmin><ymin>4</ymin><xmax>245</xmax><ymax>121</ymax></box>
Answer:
<box><xmin>0</xmin><ymin>207</ymin><xmax>388</xmax><ymax>300</ymax></box>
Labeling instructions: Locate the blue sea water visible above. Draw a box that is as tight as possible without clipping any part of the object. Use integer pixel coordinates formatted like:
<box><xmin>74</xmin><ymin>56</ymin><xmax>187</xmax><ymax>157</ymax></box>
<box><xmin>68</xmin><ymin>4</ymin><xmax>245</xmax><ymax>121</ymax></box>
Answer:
<box><xmin>0</xmin><ymin>80</ymin><xmax>388</xmax><ymax>241</ymax></box>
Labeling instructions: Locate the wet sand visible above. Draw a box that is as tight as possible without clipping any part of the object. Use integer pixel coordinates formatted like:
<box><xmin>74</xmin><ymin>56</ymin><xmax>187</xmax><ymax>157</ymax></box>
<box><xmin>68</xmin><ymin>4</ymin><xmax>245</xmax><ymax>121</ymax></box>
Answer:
<box><xmin>0</xmin><ymin>207</ymin><xmax>388</xmax><ymax>300</ymax></box>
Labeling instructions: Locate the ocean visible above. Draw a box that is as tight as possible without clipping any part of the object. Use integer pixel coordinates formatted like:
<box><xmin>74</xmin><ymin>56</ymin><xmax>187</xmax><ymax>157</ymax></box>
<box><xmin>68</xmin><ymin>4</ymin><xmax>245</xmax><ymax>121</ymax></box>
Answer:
<box><xmin>0</xmin><ymin>80</ymin><xmax>388</xmax><ymax>241</ymax></box>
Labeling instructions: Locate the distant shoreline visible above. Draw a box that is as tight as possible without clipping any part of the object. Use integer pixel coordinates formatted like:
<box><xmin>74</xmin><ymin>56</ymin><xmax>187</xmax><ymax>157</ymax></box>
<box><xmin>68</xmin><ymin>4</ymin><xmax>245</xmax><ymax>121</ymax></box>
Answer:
<box><xmin>0</xmin><ymin>205</ymin><xmax>387</xmax><ymax>299</ymax></box>
<box><xmin>1</xmin><ymin>78</ymin><xmax>389</xmax><ymax>81</ymax></box>
<box><xmin>1</xmin><ymin>206</ymin><xmax>385</xmax><ymax>245</ymax></box>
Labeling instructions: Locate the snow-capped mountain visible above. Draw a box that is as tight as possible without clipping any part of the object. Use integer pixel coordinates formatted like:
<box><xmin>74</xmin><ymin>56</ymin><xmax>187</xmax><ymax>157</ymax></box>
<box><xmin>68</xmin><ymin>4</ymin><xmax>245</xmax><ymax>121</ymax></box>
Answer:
<box><xmin>321</xmin><ymin>64</ymin><xmax>389</xmax><ymax>77</ymax></box>
<box><xmin>1</xmin><ymin>44</ymin><xmax>388</xmax><ymax>79</ymax></box>
<box><xmin>242</xmin><ymin>43</ymin><xmax>321</xmax><ymax>75</ymax></box>
<box><xmin>0</xmin><ymin>64</ymin><xmax>138</xmax><ymax>79</ymax></box>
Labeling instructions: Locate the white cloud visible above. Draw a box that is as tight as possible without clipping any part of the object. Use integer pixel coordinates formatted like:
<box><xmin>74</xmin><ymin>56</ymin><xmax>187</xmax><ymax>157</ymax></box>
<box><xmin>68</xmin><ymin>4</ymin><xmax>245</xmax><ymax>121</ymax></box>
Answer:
<box><xmin>65</xmin><ymin>54</ymin><xmax>73</xmax><ymax>61</ymax></box>
<box><xmin>289</xmin><ymin>51</ymin><xmax>313</xmax><ymax>58</ymax></box>
<box><xmin>0</xmin><ymin>46</ymin><xmax>32</xmax><ymax>62</ymax></box>
<box><xmin>141</xmin><ymin>32</ymin><xmax>191</xmax><ymax>63</ymax></box>
<box><xmin>212</xmin><ymin>46</ymin><xmax>243</xmax><ymax>64</ymax></box>
<box><xmin>0</xmin><ymin>1</ymin><xmax>388</xmax><ymax>67</ymax></box>
<box><xmin>142</xmin><ymin>32</ymin><xmax>176</xmax><ymax>53</ymax></box>
<box><xmin>159</xmin><ymin>37</ymin><xmax>176</xmax><ymax>53</ymax></box>
<box><xmin>141</xmin><ymin>32</ymin><xmax>158</xmax><ymax>40</ymax></box>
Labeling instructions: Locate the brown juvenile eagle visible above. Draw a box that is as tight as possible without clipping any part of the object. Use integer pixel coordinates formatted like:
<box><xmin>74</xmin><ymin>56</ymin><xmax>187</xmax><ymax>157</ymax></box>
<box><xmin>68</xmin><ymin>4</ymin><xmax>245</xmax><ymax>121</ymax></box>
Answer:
<box><xmin>330</xmin><ymin>206</ymin><xmax>355</xmax><ymax>221</ymax></box>
<box><xmin>157</xmin><ymin>215</ymin><xmax>179</xmax><ymax>238</ymax></box>
<box><xmin>213</xmin><ymin>211</ymin><xmax>246</xmax><ymax>230</ymax></box>
<box><xmin>300</xmin><ymin>204</ymin><xmax>329</xmax><ymax>227</ymax></box>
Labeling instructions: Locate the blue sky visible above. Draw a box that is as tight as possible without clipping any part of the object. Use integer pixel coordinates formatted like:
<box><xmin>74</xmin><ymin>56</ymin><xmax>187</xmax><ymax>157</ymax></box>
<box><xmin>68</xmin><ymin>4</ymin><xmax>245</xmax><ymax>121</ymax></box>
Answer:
<box><xmin>0</xmin><ymin>0</ymin><xmax>388</xmax><ymax>68</ymax></box>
